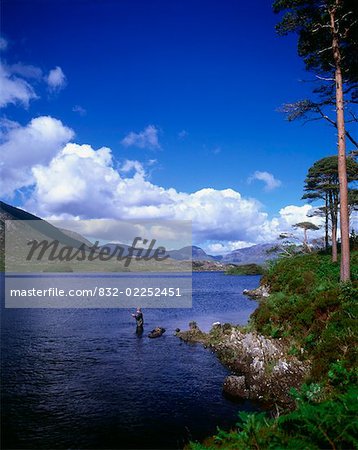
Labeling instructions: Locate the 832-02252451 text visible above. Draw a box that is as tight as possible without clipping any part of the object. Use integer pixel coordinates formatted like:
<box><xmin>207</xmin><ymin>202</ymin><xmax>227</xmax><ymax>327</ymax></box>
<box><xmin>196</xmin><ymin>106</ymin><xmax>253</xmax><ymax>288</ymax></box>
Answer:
<box><xmin>9</xmin><ymin>287</ymin><xmax>183</xmax><ymax>298</ymax></box>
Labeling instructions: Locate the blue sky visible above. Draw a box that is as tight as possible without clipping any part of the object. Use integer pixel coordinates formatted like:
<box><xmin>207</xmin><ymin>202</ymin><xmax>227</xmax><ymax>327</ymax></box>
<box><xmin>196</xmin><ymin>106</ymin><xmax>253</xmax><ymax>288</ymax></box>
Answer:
<box><xmin>0</xmin><ymin>0</ymin><xmax>350</xmax><ymax>252</ymax></box>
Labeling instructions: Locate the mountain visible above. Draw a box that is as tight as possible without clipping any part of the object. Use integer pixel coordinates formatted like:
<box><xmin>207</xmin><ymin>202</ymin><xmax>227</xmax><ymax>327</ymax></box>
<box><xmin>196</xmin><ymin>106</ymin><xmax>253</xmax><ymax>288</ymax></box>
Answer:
<box><xmin>99</xmin><ymin>244</ymin><xmax>219</xmax><ymax>261</ymax></box>
<box><xmin>0</xmin><ymin>201</ymin><xmax>92</xmax><ymax>250</ymax></box>
<box><xmin>167</xmin><ymin>245</ymin><xmax>218</xmax><ymax>261</ymax></box>
<box><xmin>222</xmin><ymin>243</ymin><xmax>280</xmax><ymax>265</ymax></box>
<box><xmin>1</xmin><ymin>201</ymin><xmax>279</xmax><ymax>266</ymax></box>
<box><xmin>58</xmin><ymin>228</ymin><xmax>93</xmax><ymax>247</ymax></box>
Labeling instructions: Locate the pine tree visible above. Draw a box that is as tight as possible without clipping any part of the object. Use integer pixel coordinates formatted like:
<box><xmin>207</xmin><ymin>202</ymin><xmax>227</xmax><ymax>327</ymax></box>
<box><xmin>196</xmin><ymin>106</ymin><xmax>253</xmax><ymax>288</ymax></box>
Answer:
<box><xmin>273</xmin><ymin>0</ymin><xmax>358</xmax><ymax>280</ymax></box>
<box><xmin>302</xmin><ymin>155</ymin><xmax>358</xmax><ymax>262</ymax></box>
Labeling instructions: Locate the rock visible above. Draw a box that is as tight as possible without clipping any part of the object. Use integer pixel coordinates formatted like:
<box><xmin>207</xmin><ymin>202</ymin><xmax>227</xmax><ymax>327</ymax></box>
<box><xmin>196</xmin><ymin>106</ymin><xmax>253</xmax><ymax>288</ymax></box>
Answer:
<box><xmin>176</xmin><ymin>322</ymin><xmax>208</xmax><ymax>343</ymax></box>
<box><xmin>176</xmin><ymin>322</ymin><xmax>310</xmax><ymax>406</ymax></box>
<box><xmin>222</xmin><ymin>323</ymin><xmax>233</xmax><ymax>333</ymax></box>
<box><xmin>214</xmin><ymin>329</ymin><xmax>310</xmax><ymax>406</ymax></box>
<box><xmin>148</xmin><ymin>327</ymin><xmax>166</xmax><ymax>338</ymax></box>
<box><xmin>223</xmin><ymin>375</ymin><xmax>249</xmax><ymax>399</ymax></box>
<box><xmin>243</xmin><ymin>284</ymin><xmax>270</xmax><ymax>299</ymax></box>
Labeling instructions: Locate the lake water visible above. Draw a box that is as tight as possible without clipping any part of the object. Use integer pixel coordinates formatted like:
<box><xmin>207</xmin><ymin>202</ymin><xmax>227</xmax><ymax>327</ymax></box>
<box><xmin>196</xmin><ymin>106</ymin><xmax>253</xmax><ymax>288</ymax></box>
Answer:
<box><xmin>1</xmin><ymin>272</ymin><xmax>260</xmax><ymax>449</ymax></box>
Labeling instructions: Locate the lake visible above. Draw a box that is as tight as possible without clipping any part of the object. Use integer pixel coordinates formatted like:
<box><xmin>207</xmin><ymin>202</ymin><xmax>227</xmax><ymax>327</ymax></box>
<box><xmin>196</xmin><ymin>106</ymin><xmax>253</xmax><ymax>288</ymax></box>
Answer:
<box><xmin>1</xmin><ymin>272</ymin><xmax>260</xmax><ymax>449</ymax></box>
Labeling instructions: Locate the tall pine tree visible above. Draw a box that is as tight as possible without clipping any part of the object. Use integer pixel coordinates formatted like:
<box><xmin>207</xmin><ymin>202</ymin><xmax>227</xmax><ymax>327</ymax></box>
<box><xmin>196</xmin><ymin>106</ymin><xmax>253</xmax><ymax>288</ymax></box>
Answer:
<box><xmin>273</xmin><ymin>0</ymin><xmax>358</xmax><ymax>281</ymax></box>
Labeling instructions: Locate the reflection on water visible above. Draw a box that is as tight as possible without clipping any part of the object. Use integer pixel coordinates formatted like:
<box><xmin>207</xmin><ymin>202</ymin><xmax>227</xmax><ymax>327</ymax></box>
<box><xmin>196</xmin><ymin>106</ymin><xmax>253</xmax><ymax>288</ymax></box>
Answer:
<box><xmin>1</xmin><ymin>272</ymin><xmax>260</xmax><ymax>449</ymax></box>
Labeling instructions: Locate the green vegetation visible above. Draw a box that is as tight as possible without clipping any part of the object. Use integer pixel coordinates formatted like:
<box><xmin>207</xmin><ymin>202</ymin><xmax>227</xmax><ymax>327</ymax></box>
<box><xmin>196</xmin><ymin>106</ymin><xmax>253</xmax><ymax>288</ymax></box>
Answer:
<box><xmin>188</xmin><ymin>250</ymin><xmax>358</xmax><ymax>449</ymax></box>
<box><xmin>254</xmin><ymin>251</ymin><xmax>357</xmax><ymax>377</ymax></box>
<box><xmin>273</xmin><ymin>0</ymin><xmax>358</xmax><ymax>282</ymax></box>
<box><xmin>225</xmin><ymin>264</ymin><xmax>264</xmax><ymax>276</ymax></box>
<box><xmin>190</xmin><ymin>388</ymin><xmax>358</xmax><ymax>450</ymax></box>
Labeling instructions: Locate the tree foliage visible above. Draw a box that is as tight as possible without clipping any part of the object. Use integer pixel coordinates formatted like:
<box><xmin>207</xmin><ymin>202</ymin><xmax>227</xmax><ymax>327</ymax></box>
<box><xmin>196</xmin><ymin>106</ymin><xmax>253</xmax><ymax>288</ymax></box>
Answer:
<box><xmin>302</xmin><ymin>155</ymin><xmax>358</xmax><ymax>260</ymax></box>
<box><xmin>273</xmin><ymin>0</ymin><xmax>358</xmax><ymax>78</ymax></box>
<box><xmin>273</xmin><ymin>0</ymin><xmax>357</xmax><ymax>280</ymax></box>
<box><xmin>274</xmin><ymin>0</ymin><xmax>358</xmax><ymax>148</ymax></box>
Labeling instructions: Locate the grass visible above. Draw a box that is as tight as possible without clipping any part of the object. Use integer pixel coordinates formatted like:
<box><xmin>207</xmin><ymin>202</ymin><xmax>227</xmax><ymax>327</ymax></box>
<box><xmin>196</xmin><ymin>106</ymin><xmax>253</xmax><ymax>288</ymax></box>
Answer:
<box><xmin>253</xmin><ymin>251</ymin><xmax>358</xmax><ymax>377</ymax></box>
<box><xmin>188</xmin><ymin>250</ymin><xmax>358</xmax><ymax>450</ymax></box>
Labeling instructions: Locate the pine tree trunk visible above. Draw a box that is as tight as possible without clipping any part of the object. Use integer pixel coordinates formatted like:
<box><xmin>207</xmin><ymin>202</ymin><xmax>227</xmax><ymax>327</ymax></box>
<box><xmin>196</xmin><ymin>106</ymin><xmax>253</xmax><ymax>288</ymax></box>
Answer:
<box><xmin>332</xmin><ymin>221</ymin><xmax>338</xmax><ymax>263</ymax></box>
<box><xmin>325</xmin><ymin>194</ymin><xmax>329</xmax><ymax>252</ymax></box>
<box><xmin>329</xmin><ymin>191</ymin><xmax>338</xmax><ymax>263</ymax></box>
<box><xmin>330</xmin><ymin>4</ymin><xmax>350</xmax><ymax>281</ymax></box>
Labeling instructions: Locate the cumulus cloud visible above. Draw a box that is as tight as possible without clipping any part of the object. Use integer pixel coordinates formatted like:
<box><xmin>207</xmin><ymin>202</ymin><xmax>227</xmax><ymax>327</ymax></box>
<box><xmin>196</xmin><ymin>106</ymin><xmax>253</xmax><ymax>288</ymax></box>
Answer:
<box><xmin>249</xmin><ymin>171</ymin><xmax>282</xmax><ymax>191</ymax></box>
<box><xmin>0</xmin><ymin>64</ymin><xmax>38</xmax><ymax>108</ymax></box>
<box><xmin>0</xmin><ymin>40</ymin><xmax>65</xmax><ymax>107</ymax></box>
<box><xmin>121</xmin><ymin>125</ymin><xmax>160</xmax><ymax>149</ymax></box>
<box><xmin>21</xmin><ymin>141</ymin><xmax>280</xmax><ymax>247</ymax></box>
<box><xmin>278</xmin><ymin>204</ymin><xmax>321</xmax><ymax>227</ymax></box>
<box><xmin>204</xmin><ymin>240</ymin><xmax>256</xmax><ymax>255</ymax></box>
<box><xmin>0</xmin><ymin>116</ymin><xmax>74</xmax><ymax>196</ymax></box>
<box><xmin>2</xmin><ymin>119</ymin><xmax>324</xmax><ymax>249</ymax></box>
<box><xmin>46</xmin><ymin>66</ymin><xmax>66</xmax><ymax>92</ymax></box>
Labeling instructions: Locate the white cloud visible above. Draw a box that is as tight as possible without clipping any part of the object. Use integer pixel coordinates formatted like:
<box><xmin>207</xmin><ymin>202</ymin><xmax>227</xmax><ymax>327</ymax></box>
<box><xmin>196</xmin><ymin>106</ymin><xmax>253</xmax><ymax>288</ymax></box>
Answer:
<box><xmin>0</xmin><ymin>44</ymin><xmax>64</xmax><ymax>108</ymax></box>
<box><xmin>0</xmin><ymin>116</ymin><xmax>74</xmax><ymax>196</ymax></box>
<box><xmin>249</xmin><ymin>171</ymin><xmax>282</xmax><ymax>191</ymax></box>
<box><xmin>121</xmin><ymin>125</ymin><xmax>160</xmax><ymax>149</ymax></box>
<box><xmin>276</xmin><ymin>204</ymin><xmax>323</xmax><ymax>239</ymax></box>
<box><xmin>0</xmin><ymin>65</ymin><xmax>38</xmax><ymax>108</ymax></box>
<box><xmin>2</xmin><ymin>119</ymin><xmax>325</xmax><ymax>249</ymax></box>
<box><xmin>17</xmin><ymin>139</ymin><xmax>270</xmax><ymax>244</ymax></box>
<box><xmin>278</xmin><ymin>204</ymin><xmax>321</xmax><ymax>227</ymax></box>
<box><xmin>6</xmin><ymin>63</ymin><xmax>43</xmax><ymax>80</ymax></box>
<box><xmin>46</xmin><ymin>66</ymin><xmax>66</xmax><ymax>92</ymax></box>
<box><xmin>121</xmin><ymin>159</ymin><xmax>146</xmax><ymax>176</ymax></box>
<box><xmin>204</xmin><ymin>240</ymin><xmax>256</xmax><ymax>255</ymax></box>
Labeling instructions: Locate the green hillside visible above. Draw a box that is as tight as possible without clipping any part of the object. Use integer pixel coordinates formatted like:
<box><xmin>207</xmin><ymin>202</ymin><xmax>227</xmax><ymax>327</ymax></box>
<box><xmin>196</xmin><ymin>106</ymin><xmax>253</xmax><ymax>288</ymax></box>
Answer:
<box><xmin>189</xmin><ymin>250</ymin><xmax>358</xmax><ymax>450</ymax></box>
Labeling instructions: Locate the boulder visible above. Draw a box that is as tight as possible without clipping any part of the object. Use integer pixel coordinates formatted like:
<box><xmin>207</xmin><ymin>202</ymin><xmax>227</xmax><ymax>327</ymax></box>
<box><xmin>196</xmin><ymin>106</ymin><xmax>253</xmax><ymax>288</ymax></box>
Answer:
<box><xmin>148</xmin><ymin>327</ymin><xmax>166</xmax><ymax>338</ymax></box>
<box><xmin>176</xmin><ymin>322</ymin><xmax>207</xmax><ymax>343</ymax></box>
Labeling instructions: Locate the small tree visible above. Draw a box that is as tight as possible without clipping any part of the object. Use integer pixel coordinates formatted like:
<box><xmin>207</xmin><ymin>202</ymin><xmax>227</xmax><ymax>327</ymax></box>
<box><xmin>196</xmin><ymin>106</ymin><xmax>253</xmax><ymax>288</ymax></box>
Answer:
<box><xmin>293</xmin><ymin>222</ymin><xmax>320</xmax><ymax>252</ymax></box>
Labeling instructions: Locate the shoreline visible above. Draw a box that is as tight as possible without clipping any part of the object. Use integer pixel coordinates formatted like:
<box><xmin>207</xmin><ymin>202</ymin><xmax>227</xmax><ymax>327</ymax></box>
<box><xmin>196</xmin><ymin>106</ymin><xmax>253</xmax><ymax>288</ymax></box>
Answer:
<box><xmin>176</xmin><ymin>283</ymin><xmax>310</xmax><ymax>409</ymax></box>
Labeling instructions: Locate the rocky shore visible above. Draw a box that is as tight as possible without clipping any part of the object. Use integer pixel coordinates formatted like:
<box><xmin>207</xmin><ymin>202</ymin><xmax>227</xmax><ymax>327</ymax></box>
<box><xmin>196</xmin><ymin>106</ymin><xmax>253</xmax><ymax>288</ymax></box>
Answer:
<box><xmin>242</xmin><ymin>284</ymin><xmax>270</xmax><ymax>299</ymax></box>
<box><xmin>176</xmin><ymin>322</ymin><xmax>310</xmax><ymax>408</ymax></box>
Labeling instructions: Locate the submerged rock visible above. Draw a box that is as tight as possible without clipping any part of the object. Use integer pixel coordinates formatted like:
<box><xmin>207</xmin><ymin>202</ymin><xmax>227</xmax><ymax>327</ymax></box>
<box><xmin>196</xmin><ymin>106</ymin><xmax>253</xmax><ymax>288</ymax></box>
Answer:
<box><xmin>148</xmin><ymin>327</ymin><xmax>166</xmax><ymax>338</ymax></box>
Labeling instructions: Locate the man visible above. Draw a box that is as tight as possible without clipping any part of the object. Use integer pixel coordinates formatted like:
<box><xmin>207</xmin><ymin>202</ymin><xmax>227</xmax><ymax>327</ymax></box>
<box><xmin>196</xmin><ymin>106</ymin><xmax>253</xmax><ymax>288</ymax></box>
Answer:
<box><xmin>132</xmin><ymin>307</ymin><xmax>144</xmax><ymax>331</ymax></box>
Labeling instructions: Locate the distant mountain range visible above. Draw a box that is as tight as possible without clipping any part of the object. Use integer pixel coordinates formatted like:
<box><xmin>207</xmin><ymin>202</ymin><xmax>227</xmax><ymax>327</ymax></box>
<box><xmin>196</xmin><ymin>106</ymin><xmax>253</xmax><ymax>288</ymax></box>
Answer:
<box><xmin>167</xmin><ymin>244</ymin><xmax>279</xmax><ymax>264</ymax></box>
<box><xmin>222</xmin><ymin>243</ymin><xmax>280</xmax><ymax>265</ymax></box>
<box><xmin>0</xmin><ymin>201</ymin><xmax>279</xmax><ymax>265</ymax></box>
